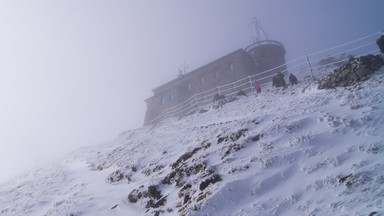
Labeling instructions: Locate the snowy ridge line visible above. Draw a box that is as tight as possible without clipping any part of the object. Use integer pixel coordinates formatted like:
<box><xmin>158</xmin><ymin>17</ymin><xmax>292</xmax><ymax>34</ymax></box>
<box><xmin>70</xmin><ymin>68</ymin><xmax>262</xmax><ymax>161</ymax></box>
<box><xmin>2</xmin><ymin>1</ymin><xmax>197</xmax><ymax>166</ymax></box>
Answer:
<box><xmin>149</xmin><ymin>31</ymin><xmax>383</xmax><ymax>124</ymax></box>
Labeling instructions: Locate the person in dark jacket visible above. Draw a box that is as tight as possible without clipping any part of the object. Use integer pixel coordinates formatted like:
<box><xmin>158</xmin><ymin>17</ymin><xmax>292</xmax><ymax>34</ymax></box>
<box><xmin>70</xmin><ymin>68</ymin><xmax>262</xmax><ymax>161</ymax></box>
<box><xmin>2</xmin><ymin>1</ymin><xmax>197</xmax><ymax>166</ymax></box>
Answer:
<box><xmin>213</xmin><ymin>93</ymin><xmax>225</xmax><ymax>102</ymax></box>
<box><xmin>376</xmin><ymin>35</ymin><xmax>384</xmax><ymax>53</ymax></box>
<box><xmin>276</xmin><ymin>71</ymin><xmax>286</xmax><ymax>87</ymax></box>
<box><xmin>272</xmin><ymin>76</ymin><xmax>279</xmax><ymax>87</ymax></box>
<box><xmin>213</xmin><ymin>93</ymin><xmax>226</xmax><ymax>109</ymax></box>
<box><xmin>289</xmin><ymin>73</ymin><xmax>298</xmax><ymax>85</ymax></box>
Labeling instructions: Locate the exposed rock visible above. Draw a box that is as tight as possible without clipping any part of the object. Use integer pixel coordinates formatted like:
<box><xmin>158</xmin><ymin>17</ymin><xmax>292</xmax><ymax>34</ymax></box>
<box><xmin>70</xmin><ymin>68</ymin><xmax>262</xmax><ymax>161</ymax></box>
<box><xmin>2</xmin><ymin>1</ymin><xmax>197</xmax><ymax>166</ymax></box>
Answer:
<box><xmin>237</xmin><ymin>90</ymin><xmax>247</xmax><ymax>96</ymax></box>
<box><xmin>128</xmin><ymin>188</ymin><xmax>144</xmax><ymax>203</ymax></box>
<box><xmin>229</xmin><ymin>129</ymin><xmax>248</xmax><ymax>141</ymax></box>
<box><xmin>146</xmin><ymin>196</ymin><xmax>167</xmax><ymax>209</ymax></box>
<box><xmin>131</xmin><ymin>166</ymin><xmax>137</xmax><ymax>172</ymax></box>
<box><xmin>196</xmin><ymin>192</ymin><xmax>208</xmax><ymax>203</ymax></box>
<box><xmin>178</xmin><ymin>184</ymin><xmax>192</xmax><ymax>198</ymax></box>
<box><xmin>217</xmin><ymin>129</ymin><xmax>248</xmax><ymax>144</ymax></box>
<box><xmin>318</xmin><ymin>54</ymin><xmax>384</xmax><ymax>89</ymax></box>
<box><xmin>162</xmin><ymin>170</ymin><xmax>178</xmax><ymax>185</ymax></box>
<box><xmin>199</xmin><ymin>174</ymin><xmax>222</xmax><ymax>191</ymax></box>
<box><xmin>107</xmin><ymin>170</ymin><xmax>124</xmax><ymax>183</ymax></box>
<box><xmin>172</xmin><ymin>147</ymin><xmax>202</xmax><ymax>169</ymax></box>
<box><xmin>154</xmin><ymin>210</ymin><xmax>165</xmax><ymax>216</ymax></box>
<box><xmin>147</xmin><ymin>185</ymin><xmax>162</xmax><ymax>200</ymax></box>
<box><xmin>212</xmin><ymin>95</ymin><xmax>238</xmax><ymax>109</ymax></box>
<box><xmin>221</xmin><ymin>144</ymin><xmax>243</xmax><ymax>160</ymax></box>
<box><xmin>338</xmin><ymin>172</ymin><xmax>373</xmax><ymax>188</ymax></box>
<box><xmin>339</xmin><ymin>174</ymin><xmax>353</xmax><ymax>184</ymax></box>
<box><xmin>251</xmin><ymin>134</ymin><xmax>263</xmax><ymax>142</ymax></box>
<box><xmin>183</xmin><ymin>194</ymin><xmax>191</xmax><ymax>204</ymax></box>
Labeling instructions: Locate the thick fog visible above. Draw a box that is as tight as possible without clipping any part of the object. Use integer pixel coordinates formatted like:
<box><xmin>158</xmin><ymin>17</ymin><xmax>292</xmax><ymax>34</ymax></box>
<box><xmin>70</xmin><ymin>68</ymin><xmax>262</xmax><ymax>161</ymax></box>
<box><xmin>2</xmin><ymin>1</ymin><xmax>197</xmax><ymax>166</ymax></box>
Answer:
<box><xmin>0</xmin><ymin>0</ymin><xmax>382</xmax><ymax>182</ymax></box>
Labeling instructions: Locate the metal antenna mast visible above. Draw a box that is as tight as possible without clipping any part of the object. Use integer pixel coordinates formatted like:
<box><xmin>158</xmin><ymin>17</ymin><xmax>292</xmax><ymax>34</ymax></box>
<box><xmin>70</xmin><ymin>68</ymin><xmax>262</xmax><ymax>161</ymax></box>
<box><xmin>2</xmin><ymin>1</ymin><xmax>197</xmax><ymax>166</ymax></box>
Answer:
<box><xmin>248</xmin><ymin>17</ymin><xmax>269</xmax><ymax>43</ymax></box>
<box><xmin>178</xmin><ymin>61</ymin><xmax>188</xmax><ymax>77</ymax></box>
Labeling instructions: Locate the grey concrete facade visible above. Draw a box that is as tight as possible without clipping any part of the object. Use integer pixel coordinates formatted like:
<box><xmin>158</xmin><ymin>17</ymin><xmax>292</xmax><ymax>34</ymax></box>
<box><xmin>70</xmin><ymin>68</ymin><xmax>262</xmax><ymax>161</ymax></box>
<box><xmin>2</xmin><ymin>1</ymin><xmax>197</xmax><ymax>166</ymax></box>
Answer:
<box><xmin>144</xmin><ymin>40</ymin><xmax>286</xmax><ymax>125</ymax></box>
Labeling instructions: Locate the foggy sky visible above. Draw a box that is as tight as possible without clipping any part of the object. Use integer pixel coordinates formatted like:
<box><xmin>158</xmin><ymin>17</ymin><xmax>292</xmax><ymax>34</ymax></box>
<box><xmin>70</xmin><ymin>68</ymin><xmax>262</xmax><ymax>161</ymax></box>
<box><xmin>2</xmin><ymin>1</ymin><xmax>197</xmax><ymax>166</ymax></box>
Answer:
<box><xmin>0</xmin><ymin>0</ymin><xmax>382</xmax><ymax>182</ymax></box>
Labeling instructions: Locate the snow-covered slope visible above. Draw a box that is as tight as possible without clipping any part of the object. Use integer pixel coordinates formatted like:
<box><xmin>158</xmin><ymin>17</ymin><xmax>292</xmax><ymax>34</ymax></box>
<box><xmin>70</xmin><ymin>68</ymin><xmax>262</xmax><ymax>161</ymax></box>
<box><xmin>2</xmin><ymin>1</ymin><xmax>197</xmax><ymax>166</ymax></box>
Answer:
<box><xmin>1</xmin><ymin>66</ymin><xmax>384</xmax><ymax>216</ymax></box>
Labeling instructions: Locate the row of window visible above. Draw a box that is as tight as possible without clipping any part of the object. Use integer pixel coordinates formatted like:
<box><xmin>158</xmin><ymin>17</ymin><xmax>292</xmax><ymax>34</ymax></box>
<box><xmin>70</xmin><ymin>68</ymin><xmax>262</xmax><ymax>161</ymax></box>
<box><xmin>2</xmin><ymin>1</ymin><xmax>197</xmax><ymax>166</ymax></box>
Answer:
<box><xmin>160</xmin><ymin>63</ymin><xmax>234</xmax><ymax>105</ymax></box>
<box><xmin>191</xmin><ymin>63</ymin><xmax>234</xmax><ymax>89</ymax></box>
<box><xmin>161</xmin><ymin>92</ymin><xmax>175</xmax><ymax>105</ymax></box>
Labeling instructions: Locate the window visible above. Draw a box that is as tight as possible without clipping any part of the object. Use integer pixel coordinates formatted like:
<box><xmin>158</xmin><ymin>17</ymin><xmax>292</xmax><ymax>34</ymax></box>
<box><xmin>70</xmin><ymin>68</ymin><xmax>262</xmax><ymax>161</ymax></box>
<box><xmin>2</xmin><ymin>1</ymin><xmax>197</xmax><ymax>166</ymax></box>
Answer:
<box><xmin>200</xmin><ymin>77</ymin><xmax>205</xmax><ymax>85</ymax></box>
<box><xmin>214</xmin><ymin>70</ymin><xmax>219</xmax><ymax>78</ymax></box>
<box><xmin>229</xmin><ymin>63</ymin><xmax>234</xmax><ymax>72</ymax></box>
<box><xmin>168</xmin><ymin>92</ymin><xmax>175</xmax><ymax>102</ymax></box>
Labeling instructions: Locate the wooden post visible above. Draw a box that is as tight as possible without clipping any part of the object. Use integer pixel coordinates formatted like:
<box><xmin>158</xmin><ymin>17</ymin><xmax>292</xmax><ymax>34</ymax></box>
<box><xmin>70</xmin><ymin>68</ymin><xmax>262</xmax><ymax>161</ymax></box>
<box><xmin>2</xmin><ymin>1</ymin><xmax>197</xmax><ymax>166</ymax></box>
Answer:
<box><xmin>305</xmin><ymin>54</ymin><xmax>315</xmax><ymax>81</ymax></box>
<box><xmin>194</xmin><ymin>95</ymin><xmax>198</xmax><ymax>107</ymax></box>
<box><xmin>249</xmin><ymin>75</ymin><xmax>254</xmax><ymax>93</ymax></box>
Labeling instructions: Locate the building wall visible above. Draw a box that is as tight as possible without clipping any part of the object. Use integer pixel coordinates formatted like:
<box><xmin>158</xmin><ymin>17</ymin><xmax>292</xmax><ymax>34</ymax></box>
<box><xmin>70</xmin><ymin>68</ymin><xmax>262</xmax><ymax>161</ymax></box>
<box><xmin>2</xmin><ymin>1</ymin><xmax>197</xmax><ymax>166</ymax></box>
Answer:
<box><xmin>247</xmin><ymin>41</ymin><xmax>287</xmax><ymax>85</ymax></box>
<box><xmin>183</xmin><ymin>50</ymin><xmax>254</xmax><ymax>96</ymax></box>
<box><xmin>144</xmin><ymin>85</ymin><xmax>187</xmax><ymax>124</ymax></box>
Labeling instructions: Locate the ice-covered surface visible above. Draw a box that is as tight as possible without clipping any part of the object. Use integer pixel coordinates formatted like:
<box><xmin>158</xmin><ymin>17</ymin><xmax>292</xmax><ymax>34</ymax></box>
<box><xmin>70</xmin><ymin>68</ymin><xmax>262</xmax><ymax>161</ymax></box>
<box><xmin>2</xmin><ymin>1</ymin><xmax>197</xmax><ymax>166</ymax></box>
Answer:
<box><xmin>1</xmin><ymin>65</ymin><xmax>384</xmax><ymax>216</ymax></box>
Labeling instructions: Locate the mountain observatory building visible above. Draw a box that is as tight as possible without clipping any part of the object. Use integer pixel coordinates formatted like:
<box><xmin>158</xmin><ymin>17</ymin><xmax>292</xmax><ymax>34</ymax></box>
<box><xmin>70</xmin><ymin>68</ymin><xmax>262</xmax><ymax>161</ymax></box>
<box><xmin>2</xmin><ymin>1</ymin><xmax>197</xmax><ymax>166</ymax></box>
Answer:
<box><xmin>144</xmin><ymin>21</ymin><xmax>287</xmax><ymax>125</ymax></box>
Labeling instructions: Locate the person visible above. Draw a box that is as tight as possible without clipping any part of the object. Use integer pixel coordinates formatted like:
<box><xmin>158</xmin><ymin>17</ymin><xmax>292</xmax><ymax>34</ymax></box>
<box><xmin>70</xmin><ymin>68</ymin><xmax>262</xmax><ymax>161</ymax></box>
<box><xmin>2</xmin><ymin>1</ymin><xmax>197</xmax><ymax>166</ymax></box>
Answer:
<box><xmin>276</xmin><ymin>71</ymin><xmax>286</xmax><ymax>87</ymax></box>
<box><xmin>272</xmin><ymin>76</ymin><xmax>279</xmax><ymax>87</ymax></box>
<box><xmin>254</xmin><ymin>80</ymin><xmax>261</xmax><ymax>93</ymax></box>
<box><xmin>213</xmin><ymin>93</ymin><xmax>225</xmax><ymax>109</ymax></box>
<box><xmin>237</xmin><ymin>90</ymin><xmax>247</xmax><ymax>96</ymax></box>
<box><xmin>213</xmin><ymin>93</ymin><xmax>225</xmax><ymax>102</ymax></box>
<box><xmin>289</xmin><ymin>73</ymin><xmax>298</xmax><ymax>85</ymax></box>
<box><xmin>376</xmin><ymin>35</ymin><xmax>384</xmax><ymax>53</ymax></box>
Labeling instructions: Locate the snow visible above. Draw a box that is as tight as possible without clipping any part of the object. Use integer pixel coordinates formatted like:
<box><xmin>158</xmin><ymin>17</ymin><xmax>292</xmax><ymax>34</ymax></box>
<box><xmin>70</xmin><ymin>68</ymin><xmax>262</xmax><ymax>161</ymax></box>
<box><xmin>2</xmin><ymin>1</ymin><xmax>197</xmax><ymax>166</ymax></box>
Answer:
<box><xmin>1</xmin><ymin>65</ymin><xmax>384</xmax><ymax>216</ymax></box>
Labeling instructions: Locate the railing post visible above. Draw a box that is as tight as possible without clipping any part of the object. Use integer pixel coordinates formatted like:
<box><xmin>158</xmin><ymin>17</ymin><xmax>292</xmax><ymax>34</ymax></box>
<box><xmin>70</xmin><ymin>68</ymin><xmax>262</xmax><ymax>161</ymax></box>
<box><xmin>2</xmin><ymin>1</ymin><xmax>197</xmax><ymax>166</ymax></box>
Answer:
<box><xmin>305</xmin><ymin>54</ymin><xmax>315</xmax><ymax>81</ymax></box>
<box><xmin>248</xmin><ymin>75</ymin><xmax>254</xmax><ymax>93</ymax></box>
<box><xmin>194</xmin><ymin>95</ymin><xmax>198</xmax><ymax>107</ymax></box>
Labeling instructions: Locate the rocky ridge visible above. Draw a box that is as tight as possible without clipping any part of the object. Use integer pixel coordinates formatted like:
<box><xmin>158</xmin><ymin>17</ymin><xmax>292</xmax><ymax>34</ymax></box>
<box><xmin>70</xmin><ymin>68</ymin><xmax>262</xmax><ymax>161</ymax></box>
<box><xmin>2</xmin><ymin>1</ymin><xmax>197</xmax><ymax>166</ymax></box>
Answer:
<box><xmin>318</xmin><ymin>54</ymin><xmax>384</xmax><ymax>89</ymax></box>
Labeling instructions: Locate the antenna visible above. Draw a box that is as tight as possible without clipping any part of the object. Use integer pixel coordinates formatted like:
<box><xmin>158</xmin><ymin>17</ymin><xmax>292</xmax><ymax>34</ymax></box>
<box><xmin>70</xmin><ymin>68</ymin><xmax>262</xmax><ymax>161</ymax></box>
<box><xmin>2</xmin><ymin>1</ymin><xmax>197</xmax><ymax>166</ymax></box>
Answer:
<box><xmin>248</xmin><ymin>17</ymin><xmax>269</xmax><ymax>43</ymax></box>
<box><xmin>178</xmin><ymin>61</ymin><xmax>188</xmax><ymax>78</ymax></box>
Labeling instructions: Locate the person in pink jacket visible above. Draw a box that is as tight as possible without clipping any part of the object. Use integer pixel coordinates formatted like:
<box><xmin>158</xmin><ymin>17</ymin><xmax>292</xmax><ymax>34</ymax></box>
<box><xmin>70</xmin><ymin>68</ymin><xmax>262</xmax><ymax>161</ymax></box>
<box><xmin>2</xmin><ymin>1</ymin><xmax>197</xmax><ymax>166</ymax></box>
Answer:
<box><xmin>254</xmin><ymin>80</ymin><xmax>261</xmax><ymax>93</ymax></box>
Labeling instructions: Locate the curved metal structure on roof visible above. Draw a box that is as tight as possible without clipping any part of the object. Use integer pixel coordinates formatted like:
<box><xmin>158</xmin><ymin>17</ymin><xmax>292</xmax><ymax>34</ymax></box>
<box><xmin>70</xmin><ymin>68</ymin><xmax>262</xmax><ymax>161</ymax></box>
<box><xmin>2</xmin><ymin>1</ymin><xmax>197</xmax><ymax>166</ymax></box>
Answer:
<box><xmin>245</xmin><ymin>40</ymin><xmax>285</xmax><ymax>54</ymax></box>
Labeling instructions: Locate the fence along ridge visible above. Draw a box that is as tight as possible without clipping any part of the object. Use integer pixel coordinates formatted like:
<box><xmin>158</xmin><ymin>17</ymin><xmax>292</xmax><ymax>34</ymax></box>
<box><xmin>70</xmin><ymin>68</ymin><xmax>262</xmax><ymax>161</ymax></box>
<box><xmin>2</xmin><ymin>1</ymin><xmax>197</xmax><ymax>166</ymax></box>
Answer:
<box><xmin>149</xmin><ymin>31</ymin><xmax>382</xmax><ymax>124</ymax></box>
<box><xmin>308</xmin><ymin>41</ymin><xmax>377</xmax><ymax>63</ymax></box>
<box><xmin>310</xmin><ymin>49</ymin><xmax>380</xmax><ymax>71</ymax></box>
<box><xmin>307</xmin><ymin>31</ymin><xmax>381</xmax><ymax>57</ymax></box>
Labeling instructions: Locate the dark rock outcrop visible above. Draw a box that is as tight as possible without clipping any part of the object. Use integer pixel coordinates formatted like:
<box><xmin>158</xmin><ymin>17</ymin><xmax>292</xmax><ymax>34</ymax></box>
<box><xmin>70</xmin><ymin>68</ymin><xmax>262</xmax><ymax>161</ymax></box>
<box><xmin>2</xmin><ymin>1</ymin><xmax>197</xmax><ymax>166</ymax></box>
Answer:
<box><xmin>147</xmin><ymin>185</ymin><xmax>162</xmax><ymax>200</ymax></box>
<box><xmin>199</xmin><ymin>174</ymin><xmax>222</xmax><ymax>191</ymax></box>
<box><xmin>318</xmin><ymin>54</ymin><xmax>384</xmax><ymax>89</ymax></box>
